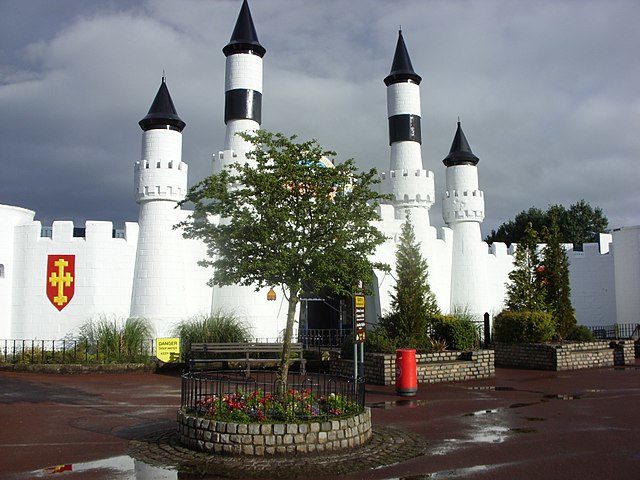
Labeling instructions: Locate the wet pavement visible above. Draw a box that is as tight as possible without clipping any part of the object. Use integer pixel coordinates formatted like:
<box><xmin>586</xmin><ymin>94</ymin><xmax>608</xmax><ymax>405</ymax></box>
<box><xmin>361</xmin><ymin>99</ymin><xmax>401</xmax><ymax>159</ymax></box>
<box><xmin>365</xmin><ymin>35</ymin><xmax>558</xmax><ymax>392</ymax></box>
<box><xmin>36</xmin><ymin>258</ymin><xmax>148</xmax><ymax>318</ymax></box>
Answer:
<box><xmin>0</xmin><ymin>362</ymin><xmax>638</xmax><ymax>479</ymax></box>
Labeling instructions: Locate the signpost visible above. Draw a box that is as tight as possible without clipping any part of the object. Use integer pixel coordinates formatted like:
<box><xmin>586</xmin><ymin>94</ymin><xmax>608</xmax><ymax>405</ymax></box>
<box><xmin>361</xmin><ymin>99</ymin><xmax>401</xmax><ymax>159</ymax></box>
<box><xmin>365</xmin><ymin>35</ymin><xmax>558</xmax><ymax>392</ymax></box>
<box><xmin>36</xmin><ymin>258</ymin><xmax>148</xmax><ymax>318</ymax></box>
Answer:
<box><xmin>353</xmin><ymin>293</ymin><xmax>366</xmax><ymax>387</ymax></box>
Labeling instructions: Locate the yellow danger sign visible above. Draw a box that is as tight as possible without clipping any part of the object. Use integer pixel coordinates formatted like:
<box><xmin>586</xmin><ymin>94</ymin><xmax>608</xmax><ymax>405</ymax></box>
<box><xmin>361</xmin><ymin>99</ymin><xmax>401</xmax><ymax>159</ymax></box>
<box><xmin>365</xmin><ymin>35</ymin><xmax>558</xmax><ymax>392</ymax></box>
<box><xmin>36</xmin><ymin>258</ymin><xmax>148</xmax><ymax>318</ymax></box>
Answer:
<box><xmin>355</xmin><ymin>296</ymin><xmax>365</xmax><ymax>308</ymax></box>
<box><xmin>156</xmin><ymin>337</ymin><xmax>180</xmax><ymax>363</ymax></box>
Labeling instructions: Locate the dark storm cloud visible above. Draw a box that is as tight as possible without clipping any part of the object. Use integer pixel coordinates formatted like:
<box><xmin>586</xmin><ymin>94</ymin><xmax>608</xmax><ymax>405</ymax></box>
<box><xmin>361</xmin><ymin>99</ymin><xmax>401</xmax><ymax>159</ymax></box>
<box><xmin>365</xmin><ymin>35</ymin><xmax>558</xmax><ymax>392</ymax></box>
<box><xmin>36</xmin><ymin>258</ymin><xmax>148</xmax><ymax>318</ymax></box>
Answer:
<box><xmin>1</xmin><ymin>0</ymin><xmax>638</xmax><ymax>235</ymax></box>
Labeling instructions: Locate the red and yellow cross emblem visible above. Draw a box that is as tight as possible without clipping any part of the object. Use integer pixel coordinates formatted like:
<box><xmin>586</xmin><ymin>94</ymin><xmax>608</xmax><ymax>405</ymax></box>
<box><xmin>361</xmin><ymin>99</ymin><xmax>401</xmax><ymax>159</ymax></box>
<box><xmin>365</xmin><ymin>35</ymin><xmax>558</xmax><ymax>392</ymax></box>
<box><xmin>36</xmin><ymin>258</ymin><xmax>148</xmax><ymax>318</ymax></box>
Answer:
<box><xmin>46</xmin><ymin>255</ymin><xmax>75</xmax><ymax>311</ymax></box>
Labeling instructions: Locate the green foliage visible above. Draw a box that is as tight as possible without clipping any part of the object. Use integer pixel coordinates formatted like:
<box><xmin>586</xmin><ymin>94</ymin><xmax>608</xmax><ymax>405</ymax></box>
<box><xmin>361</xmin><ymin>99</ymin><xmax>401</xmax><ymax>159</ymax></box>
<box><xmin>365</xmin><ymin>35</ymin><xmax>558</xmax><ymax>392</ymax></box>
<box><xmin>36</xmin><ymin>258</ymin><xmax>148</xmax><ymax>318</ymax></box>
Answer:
<box><xmin>172</xmin><ymin>311</ymin><xmax>252</xmax><ymax>358</ymax></box>
<box><xmin>505</xmin><ymin>223</ymin><xmax>549</xmax><ymax>312</ymax></box>
<box><xmin>493</xmin><ymin>311</ymin><xmax>556</xmax><ymax>344</ymax></box>
<box><xmin>565</xmin><ymin>325</ymin><xmax>595</xmax><ymax>342</ymax></box>
<box><xmin>431</xmin><ymin>313</ymin><xmax>479</xmax><ymax>351</ymax></box>
<box><xmin>485</xmin><ymin>200</ymin><xmax>608</xmax><ymax>245</ymax></box>
<box><xmin>541</xmin><ymin>224</ymin><xmax>576</xmax><ymax>339</ymax></box>
<box><xmin>364</xmin><ymin>328</ymin><xmax>397</xmax><ymax>354</ymax></box>
<box><xmin>178</xmin><ymin>130</ymin><xmax>388</xmax><ymax>385</ymax></box>
<box><xmin>77</xmin><ymin>316</ymin><xmax>154</xmax><ymax>362</ymax></box>
<box><xmin>379</xmin><ymin>212</ymin><xmax>439</xmax><ymax>349</ymax></box>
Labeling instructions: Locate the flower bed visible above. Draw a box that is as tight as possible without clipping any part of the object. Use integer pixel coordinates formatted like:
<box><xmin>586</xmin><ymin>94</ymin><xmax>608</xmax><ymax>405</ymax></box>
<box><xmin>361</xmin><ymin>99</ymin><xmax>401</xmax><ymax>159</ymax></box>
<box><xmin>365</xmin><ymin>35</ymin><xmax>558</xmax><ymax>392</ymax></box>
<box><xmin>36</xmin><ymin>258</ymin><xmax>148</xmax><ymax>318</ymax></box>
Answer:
<box><xmin>179</xmin><ymin>371</ymin><xmax>371</xmax><ymax>455</ymax></box>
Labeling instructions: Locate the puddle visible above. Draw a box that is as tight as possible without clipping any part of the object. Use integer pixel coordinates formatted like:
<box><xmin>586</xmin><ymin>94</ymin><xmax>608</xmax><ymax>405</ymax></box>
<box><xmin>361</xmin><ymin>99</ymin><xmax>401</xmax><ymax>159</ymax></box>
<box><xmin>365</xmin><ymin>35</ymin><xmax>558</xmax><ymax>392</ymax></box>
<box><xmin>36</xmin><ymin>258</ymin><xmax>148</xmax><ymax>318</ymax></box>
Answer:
<box><xmin>463</xmin><ymin>409</ymin><xmax>498</xmax><ymax>417</ymax></box>
<box><xmin>543</xmin><ymin>393</ymin><xmax>582</xmax><ymax>400</ymax></box>
<box><xmin>26</xmin><ymin>456</ymin><xmax>177</xmax><ymax>479</ymax></box>
<box><xmin>465</xmin><ymin>386</ymin><xmax>515</xmax><ymax>391</ymax></box>
<box><xmin>509</xmin><ymin>401</ymin><xmax>539</xmax><ymax>409</ymax></box>
<box><xmin>368</xmin><ymin>399</ymin><xmax>429</xmax><ymax>409</ymax></box>
<box><xmin>509</xmin><ymin>427</ymin><xmax>537</xmax><ymax>434</ymax></box>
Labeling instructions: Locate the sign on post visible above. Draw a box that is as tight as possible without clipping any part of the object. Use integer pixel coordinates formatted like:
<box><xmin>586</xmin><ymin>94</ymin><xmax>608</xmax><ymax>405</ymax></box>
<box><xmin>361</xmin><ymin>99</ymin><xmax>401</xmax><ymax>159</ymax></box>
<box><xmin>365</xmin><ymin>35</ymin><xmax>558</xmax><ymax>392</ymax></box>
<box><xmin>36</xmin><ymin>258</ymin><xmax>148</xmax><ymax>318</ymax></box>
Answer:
<box><xmin>156</xmin><ymin>337</ymin><xmax>180</xmax><ymax>363</ymax></box>
<box><xmin>354</xmin><ymin>295</ymin><xmax>366</xmax><ymax>343</ymax></box>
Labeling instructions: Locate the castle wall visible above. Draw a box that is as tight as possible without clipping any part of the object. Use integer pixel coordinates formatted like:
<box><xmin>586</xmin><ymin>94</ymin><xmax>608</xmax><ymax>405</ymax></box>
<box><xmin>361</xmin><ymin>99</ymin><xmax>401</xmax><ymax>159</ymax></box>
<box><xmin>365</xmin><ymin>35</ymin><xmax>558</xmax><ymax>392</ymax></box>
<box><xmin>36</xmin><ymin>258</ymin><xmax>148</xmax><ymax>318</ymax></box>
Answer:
<box><xmin>567</xmin><ymin>241</ymin><xmax>616</xmax><ymax>327</ymax></box>
<box><xmin>0</xmin><ymin>205</ymin><xmax>36</xmax><ymax>338</ymax></box>
<box><xmin>10</xmin><ymin>220</ymin><xmax>138</xmax><ymax>339</ymax></box>
<box><xmin>612</xmin><ymin>226</ymin><xmax>640</xmax><ymax>324</ymax></box>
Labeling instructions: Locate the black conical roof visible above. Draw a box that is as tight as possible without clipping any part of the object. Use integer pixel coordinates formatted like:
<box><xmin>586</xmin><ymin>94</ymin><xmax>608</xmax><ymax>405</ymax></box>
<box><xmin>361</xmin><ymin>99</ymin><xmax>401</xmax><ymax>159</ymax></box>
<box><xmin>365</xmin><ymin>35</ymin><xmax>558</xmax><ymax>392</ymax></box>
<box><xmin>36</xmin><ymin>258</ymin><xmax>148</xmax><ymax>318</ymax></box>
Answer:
<box><xmin>139</xmin><ymin>78</ymin><xmax>186</xmax><ymax>132</ymax></box>
<box><xmin>223</xmin><ymin>0</ymin><xmax>266</xmax><ymax>58</ymax></box>
<box><xmin>384</xmin><ymin>30</ymin><xmax>421</xmax><ymax>86</ymax></box>
<box><xmin>443</xmin><ymin>121</ymin><xmax>479</xmax><ymax>166</ymax></box>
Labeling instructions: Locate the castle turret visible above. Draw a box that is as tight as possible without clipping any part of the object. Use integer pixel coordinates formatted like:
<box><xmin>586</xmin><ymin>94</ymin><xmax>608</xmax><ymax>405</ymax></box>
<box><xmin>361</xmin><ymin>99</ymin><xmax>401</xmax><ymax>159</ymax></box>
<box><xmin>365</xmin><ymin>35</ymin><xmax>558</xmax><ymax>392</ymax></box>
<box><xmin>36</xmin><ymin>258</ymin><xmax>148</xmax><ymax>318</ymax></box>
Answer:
<box><xmin>214</xmin><ymin>0</ymin><xmax>265</xmax><ymax>173</ymax></box>
<box><xmin>442</xmin><ymin>121</ymin><xmax>487</xmax><ymax>314</ymax></box>
<box><xmin>210</xmin><ymin>1</ymin><xmax>285</xmax><ymax>340</ymax></box>
<box><xmin>380</xmin><ymin>30</ymin><xmax>435</xmax><ymax>223</ymax></box>
<box><xmin>131</xmin><ymin>77</ymin><xmax>188</xmax><ymax>335</ymax></box>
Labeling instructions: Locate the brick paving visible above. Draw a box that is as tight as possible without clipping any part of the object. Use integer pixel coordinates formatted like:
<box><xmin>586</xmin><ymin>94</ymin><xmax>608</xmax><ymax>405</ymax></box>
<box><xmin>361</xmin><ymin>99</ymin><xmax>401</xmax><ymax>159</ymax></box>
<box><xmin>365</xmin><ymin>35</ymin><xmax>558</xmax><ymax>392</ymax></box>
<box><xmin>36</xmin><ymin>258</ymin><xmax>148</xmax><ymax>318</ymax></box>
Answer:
<box><xmin>0</xmin><ymin>361</ymin><xmax>639</xmax><ymax>479</ymax></box>
<box><xmin>128</xmin><ymin>424</ymin><xmax>427</xmax><ymax>478</ymax></box>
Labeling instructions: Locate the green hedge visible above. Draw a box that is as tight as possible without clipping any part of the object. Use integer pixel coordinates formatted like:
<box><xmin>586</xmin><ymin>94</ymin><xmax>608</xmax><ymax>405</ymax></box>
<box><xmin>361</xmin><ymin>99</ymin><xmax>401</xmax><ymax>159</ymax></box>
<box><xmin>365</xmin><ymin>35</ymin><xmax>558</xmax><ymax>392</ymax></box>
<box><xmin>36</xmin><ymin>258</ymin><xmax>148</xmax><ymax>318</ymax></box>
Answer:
<box><xmin>493</xmin><ymin>310</ymin><xmax>555</xmax><ymax>344</ymax></box>
<box><xmin>431</xmin><ymin>314</ymin><xmax>478</xmax><ymax>351</ymax></box>
<box><xmin>565</xmin><ymin>325</ymin><xmax>595</xmax><ymax>342</ymax></box>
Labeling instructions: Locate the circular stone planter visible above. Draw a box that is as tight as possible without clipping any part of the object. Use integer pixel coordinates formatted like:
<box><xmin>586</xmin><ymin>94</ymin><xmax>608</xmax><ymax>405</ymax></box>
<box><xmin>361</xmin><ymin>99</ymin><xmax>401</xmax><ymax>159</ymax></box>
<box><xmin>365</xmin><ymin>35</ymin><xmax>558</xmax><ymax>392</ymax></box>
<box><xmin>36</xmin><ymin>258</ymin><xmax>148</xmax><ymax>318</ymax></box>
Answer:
<box><xmin>177</xmin><ymin>408</ymin><xmax>372</xmax><ymax>456</ymax></box>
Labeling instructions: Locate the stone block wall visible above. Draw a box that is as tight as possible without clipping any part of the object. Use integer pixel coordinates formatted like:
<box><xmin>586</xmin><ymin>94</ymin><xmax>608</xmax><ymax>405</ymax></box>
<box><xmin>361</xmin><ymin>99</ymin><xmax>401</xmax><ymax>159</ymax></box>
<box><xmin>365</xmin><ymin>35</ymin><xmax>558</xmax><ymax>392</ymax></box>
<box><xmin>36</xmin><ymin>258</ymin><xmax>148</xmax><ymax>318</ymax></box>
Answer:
<box><xmin>329</xmin><ymin>350</ymin><xmax>495</xmax><ymax>386</ymax></box>
<box><xmin>493</xmin><ymin>341</ymin><xmax>635</xmax><ymax>371</ymax></box>
<box><xmin>177</xmin><ymin>408</ymin><xmax>372</xmax><ymax>456</ymax></box>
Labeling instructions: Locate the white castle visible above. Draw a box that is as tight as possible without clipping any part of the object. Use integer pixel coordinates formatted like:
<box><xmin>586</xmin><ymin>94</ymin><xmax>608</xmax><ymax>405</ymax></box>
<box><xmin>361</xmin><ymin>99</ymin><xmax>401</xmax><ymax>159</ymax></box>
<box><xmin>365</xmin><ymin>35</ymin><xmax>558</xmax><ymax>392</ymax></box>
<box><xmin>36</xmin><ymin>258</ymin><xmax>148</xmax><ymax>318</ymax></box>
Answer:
<box><xmin>1</xmin><ymin>1</ymin><xmax>638</xmax><ymax>341</ymax></box>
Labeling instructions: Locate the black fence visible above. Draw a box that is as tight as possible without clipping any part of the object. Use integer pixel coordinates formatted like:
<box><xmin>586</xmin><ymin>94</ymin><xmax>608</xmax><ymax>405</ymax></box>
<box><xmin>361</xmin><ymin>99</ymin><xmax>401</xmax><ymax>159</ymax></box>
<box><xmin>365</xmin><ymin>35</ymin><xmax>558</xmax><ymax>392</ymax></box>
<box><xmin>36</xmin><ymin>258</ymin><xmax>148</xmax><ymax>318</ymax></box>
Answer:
<box><xmin>181</xmin><ymin>370</ymin><xmax>365</xmax><ymax>422</ymax></box>
<box><xmin>587</xmin><ymin>324</ymin><xmax>640</xmax><ymax>340</ymax></box>
<box><xmin>298</xmin><ymin>329</ymin><xmax>352</xmax><ymax>348</ymax></box>
<box><xmin>1</xmin><ymin>339</ymin><xmax>156</xmax><ymax>364</ymax></box>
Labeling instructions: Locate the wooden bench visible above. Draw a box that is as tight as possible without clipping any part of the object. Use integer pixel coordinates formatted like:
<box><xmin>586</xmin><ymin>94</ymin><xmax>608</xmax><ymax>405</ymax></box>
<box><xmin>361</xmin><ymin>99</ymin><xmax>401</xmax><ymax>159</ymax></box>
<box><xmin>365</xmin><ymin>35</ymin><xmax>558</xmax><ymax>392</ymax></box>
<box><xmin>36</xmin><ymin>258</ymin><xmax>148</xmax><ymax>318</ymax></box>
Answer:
<box><xmin>188</xmin><ymin>342</ymin><xmax>306</xmax><ymax>375</ymax></box>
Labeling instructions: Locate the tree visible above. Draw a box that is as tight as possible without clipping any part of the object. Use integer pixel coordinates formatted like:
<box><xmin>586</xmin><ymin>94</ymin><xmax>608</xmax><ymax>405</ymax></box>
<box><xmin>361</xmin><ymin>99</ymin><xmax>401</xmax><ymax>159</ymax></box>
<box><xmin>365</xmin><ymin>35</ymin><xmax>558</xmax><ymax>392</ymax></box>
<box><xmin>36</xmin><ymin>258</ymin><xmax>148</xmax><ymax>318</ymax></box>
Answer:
<box><xmin>380</xmin><ymin>212</ymin><xmax>439</xmax><ymax>348</ymax></box>
<box><xmin>541</xmin><ymin>224</ymin><xmax>576</xmax><ymax>339</ymax></box>
<box><xmin>485</xmin><ymin>200</ymin><xmax>608</xmax><ymax>245</ymax></box>
<box><xmin>505</xmin><ymin>223</ymin><xmax>548</xmax><ymax>312</ymax></box>
<box><xmin>178</xmin><ymin>130</ymin><xmax>388</xmax><ymax>386</ymax></box>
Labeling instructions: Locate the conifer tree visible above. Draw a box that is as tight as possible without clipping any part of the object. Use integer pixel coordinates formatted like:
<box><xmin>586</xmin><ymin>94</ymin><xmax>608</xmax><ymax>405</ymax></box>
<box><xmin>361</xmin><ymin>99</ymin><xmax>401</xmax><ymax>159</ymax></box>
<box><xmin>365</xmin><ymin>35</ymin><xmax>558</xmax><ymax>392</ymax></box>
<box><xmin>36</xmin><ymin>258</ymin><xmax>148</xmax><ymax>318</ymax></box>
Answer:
<box><xmin>505</xmin><ymin>223</ymin><xmax>548</xmax><ymax>312</ymax></box>
<box><xmin>541</xmin><ymin>224</ymin><xmax>576</xmax><ymax>339</ymax></box>
<box><xmin>382</xmin><ymin>211</ymin><xmax>439</xmax><ymax>348</ymax></box>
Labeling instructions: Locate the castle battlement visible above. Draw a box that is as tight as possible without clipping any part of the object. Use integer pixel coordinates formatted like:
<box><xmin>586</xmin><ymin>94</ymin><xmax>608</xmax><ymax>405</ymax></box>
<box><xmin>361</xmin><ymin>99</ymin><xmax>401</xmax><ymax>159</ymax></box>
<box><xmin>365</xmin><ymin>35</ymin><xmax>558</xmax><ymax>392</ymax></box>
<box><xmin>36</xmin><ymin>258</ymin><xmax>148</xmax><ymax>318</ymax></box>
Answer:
<box><xmin>21</xmin><ymin>220</ymin><xmax>139</xmax><ymax>244</ymax></box>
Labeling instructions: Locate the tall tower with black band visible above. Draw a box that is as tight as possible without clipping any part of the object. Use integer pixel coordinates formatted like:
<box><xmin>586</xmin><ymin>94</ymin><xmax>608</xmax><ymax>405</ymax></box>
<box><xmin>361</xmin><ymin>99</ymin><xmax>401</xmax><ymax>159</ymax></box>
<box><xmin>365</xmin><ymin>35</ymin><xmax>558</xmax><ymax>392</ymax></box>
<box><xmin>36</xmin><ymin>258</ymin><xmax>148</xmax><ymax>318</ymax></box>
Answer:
<box><xmin>381</xmin><ymin>30</ymin><xmax>435</xmax><ymax>223</ymax></box>
<box><xmin>215</xmin><ymin>0</ymin><xmax>265</xmax><ymax>173</ymax></box>
<box><xmin>131</xmin><ymin>77</ymin><xmax>189</xmax><ymax>335</ymax></box>
<box><xmin>211</xmin><ymin>1</ymin><xmax>285</xmax><ymax>340</ymax></box>
<box><xmin>442</xmin><ymin>121</ymin><xmax>487</xmax><ymax>314</ymax></box>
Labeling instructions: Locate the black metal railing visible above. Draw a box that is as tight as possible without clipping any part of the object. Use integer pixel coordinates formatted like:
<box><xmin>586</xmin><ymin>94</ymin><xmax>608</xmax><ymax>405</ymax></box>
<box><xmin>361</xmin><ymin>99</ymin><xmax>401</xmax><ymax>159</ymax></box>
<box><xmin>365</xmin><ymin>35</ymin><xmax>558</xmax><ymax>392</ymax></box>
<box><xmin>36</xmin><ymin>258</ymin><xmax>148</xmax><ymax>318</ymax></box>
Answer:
<box><xmin>298</xmin><ymin>329</ymin><xmax>352</xmax><ymax>348</ymax></box>
<box><xmin>587</xmin><ymin>323</ymin><xmax>640</xmax><ymax>340</ymax></box>
<box><xmin>1</xmin><ymin>339</ymin><xmax>156</xmax><ymax>364</ymax></box>
<box><xmin>181</xmin><ymin>370</ymin><xmax>365</xmax><ymax>422</ymax></box>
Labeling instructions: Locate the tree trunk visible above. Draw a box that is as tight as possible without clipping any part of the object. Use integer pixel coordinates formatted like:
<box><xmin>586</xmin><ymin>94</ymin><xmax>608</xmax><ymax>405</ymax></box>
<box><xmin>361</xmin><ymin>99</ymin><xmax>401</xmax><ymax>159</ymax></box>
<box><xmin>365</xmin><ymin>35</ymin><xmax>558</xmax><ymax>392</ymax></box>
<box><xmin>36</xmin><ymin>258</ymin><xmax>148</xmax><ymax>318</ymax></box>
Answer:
<box><xmin>277</xmin><ymin>285</ymin><xmax>299</xmax><ymax>394</ymax></box>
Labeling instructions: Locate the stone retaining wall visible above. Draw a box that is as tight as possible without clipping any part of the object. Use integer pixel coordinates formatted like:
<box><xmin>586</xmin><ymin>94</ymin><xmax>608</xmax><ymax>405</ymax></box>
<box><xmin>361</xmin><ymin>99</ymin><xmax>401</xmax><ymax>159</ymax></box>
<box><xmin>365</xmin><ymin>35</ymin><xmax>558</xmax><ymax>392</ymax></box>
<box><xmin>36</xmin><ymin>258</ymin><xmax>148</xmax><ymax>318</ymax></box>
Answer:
<box><xmin>494</xmin><ymin>341</ymin><xmax>635</xmax><ymax>371</ymax></box>
<box><xmin>177</xmin><ymin>408</ymin><xmax>372</xmax><ymax>456</ymax></box>
<box><xmin>329</xmin><ymin>350</ymin><xmax>495</xmax><ymax>386</ymax></box>
<box><xmin>0</xmin><ymin>363</ymin><xmax>155</xmax><ymax>374</ymax></box>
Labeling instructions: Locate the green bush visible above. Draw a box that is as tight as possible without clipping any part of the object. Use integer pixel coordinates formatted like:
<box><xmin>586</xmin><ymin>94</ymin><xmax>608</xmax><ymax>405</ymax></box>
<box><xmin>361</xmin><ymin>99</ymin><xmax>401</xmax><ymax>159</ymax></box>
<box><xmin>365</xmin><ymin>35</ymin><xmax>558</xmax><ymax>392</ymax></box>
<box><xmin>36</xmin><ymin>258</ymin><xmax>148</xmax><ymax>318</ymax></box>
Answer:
<box><xmin>173</xmin><ymin>311</ymin><xmax>251</xmax><ymax>359</ymax></box>
<box><xmin>493</xmin><ymin>310</ymin><xmax>555</xmax><ymax>344</ymax></box>
<box><xmin>431</xmin><ymin>314</ymin><xmax>479</xmax><ymax>351</ymax></box>
<box><xmin>78</xmin><ymin>316</ymin><xmax>154</xmax><ymax>362</ymax></box>
<box><xmin>565</xmin><ymin>325</ymin><xmax>595</xmax><ymax>342</ymax></box>
<box><xmin>365</xmin><ymin>329</ymin><xmax>397</xmax><ymax>354</ymax></box>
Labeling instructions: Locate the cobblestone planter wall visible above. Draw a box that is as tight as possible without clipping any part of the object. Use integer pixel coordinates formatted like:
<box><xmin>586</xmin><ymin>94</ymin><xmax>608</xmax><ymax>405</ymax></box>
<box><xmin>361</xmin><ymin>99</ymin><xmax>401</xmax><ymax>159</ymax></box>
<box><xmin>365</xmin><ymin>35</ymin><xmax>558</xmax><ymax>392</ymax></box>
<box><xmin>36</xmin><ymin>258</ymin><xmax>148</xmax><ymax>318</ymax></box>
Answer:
<box><xmin>494</xmin><ymin>341</ymin><xmax>634</xmax><ymax>371</ymax></box>
<box><xmin>329</xmin><ymin>350</ymin><xmax>495</xmax><ymax>386</ymax></box>
<box><xmin>177</xmin><ymin>408</ymin><xmax>372</xmax><ymax>456</ymax></box>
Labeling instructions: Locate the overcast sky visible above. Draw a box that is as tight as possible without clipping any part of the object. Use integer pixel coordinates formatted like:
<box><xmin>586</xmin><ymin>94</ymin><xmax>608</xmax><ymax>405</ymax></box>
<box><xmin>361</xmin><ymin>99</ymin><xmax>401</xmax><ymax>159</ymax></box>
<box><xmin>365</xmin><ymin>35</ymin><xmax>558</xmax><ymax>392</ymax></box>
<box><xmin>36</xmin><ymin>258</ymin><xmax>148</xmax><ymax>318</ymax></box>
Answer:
<box><xmin>1</xmin><ymin>0</ymin><xmax>638</xmax><ymax>238</ymax></box>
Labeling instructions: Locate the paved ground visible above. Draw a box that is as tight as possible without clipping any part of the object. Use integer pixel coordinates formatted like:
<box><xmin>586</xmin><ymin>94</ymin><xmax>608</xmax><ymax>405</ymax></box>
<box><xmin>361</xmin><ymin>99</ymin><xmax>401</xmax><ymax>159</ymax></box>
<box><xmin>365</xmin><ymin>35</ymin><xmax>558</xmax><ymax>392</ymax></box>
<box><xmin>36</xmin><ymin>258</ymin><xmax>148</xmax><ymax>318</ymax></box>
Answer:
<box><xmin>0</xmin><ymin>362</ymin><xmax>638</xmax><ymax>479</ymax></box>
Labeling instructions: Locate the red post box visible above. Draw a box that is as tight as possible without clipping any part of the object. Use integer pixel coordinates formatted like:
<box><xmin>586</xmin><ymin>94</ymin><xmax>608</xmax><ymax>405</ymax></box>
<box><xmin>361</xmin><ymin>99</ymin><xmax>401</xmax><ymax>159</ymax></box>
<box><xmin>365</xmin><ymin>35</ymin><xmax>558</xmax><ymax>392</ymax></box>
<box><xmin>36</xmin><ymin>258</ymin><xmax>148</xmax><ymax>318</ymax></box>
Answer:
<box><xmin>395</xmin><ymin>348</ymin><xmax>417</xmax><ymax>396</ymax></box>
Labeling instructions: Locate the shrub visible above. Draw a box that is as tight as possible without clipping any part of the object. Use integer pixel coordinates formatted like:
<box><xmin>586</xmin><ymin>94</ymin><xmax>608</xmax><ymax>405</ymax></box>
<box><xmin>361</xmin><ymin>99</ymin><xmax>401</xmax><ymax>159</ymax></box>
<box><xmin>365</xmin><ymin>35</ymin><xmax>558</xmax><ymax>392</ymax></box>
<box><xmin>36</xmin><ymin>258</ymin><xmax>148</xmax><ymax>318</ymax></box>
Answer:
<box><xmin>431</xmin><ymin>314</ymin><xmax>479</xmax><ymax>351</ymax></box>
<box><xmin>365</xmin><ymin>329</ymin><xmax>397</xmax><ymax>354</ymax></box>
<box><xmin>173</xmin><ymin>311</ymin><xmax>251</xmax><ymax>357</ymax></box>
<box><xmin>565</xmin><ymin>325</ymin><xmax>595</xmax><ymax>342</ymax></box>
<box><xmin>493</xmin><ymin>310</ymin><xmax>555</xmax><ymax>344</ymax></box>
<box><xmin>78</xmin><ymin>316</ymin><xmax>154</xmax><ymax>362</ymax></box>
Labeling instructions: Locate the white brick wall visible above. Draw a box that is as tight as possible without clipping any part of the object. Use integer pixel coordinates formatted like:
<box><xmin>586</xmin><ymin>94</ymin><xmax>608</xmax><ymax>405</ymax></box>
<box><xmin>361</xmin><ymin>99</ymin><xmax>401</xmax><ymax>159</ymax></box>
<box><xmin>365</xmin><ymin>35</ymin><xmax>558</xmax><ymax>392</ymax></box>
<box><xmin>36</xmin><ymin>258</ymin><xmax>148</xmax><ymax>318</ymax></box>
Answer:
<box><xmin>386</xmin><ymin>82</ymin><xmax>421</xmax><ymax>117</ymax></box>
<box><xmin>225</xmin><ymin>54</ymin><xmax>263</xmax><ymax>92</ymax></box>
